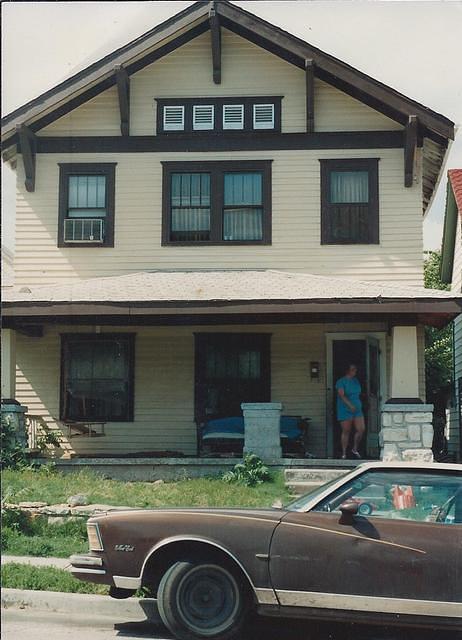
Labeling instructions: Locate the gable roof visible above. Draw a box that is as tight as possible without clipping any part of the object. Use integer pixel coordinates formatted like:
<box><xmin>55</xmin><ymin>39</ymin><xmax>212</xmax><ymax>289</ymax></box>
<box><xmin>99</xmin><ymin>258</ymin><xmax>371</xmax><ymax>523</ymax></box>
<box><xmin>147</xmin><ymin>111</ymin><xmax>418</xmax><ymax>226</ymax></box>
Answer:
<box><xmin>1</xmin><ymin>1</ymin><xmax>455</xmax><ymax>211</ymax></box>
<box><xmin>1</xmin><ymin>0</ymin><xmax>454</xmax><ymax>145</ymax></box>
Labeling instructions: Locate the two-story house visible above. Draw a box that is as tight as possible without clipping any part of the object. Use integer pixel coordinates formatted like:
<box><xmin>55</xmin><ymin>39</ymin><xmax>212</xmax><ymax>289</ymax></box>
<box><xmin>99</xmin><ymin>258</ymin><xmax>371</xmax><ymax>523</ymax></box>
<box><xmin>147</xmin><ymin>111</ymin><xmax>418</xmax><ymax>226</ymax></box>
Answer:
<box><xmin>2</xmin><ymin>1</ymin><xmax>461</xmax><ymax>471</ymax></box>
<box><xmin>441</xmin><ymin>170</ymin><xmax>462</xmax><ymax>460</ymax></box>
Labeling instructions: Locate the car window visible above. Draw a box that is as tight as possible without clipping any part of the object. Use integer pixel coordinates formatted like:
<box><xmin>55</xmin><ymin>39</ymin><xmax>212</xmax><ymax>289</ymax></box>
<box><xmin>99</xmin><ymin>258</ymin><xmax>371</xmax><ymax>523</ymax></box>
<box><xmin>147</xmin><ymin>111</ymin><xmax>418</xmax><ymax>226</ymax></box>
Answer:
<box><xmin>312</xmin><ymin>470</ymin><xmax>462</xmax><ymax>524</ymax></box>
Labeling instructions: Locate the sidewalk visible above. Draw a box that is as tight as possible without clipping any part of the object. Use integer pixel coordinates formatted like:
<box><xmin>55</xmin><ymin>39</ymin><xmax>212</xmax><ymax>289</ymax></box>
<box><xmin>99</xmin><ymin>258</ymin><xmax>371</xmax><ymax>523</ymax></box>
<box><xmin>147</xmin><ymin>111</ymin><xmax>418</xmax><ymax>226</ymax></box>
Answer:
<box><xmin>1</xmin><ymin>556</ymin><xmax>70</xmax><ymax>570</ymax></box>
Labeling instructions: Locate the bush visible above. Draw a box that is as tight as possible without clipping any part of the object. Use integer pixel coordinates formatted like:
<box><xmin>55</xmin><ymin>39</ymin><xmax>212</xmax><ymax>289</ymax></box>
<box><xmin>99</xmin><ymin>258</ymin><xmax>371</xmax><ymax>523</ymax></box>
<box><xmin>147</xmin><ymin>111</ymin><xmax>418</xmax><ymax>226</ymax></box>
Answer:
<box><xmin>0</xmin><ymin>415</ymin><xmax>29</xmax><ymax>470</ymax></box>
<box><xmin>222</xmin><ymin>453</ymin><xmax>271</xmax><ymax>487</ymax></box>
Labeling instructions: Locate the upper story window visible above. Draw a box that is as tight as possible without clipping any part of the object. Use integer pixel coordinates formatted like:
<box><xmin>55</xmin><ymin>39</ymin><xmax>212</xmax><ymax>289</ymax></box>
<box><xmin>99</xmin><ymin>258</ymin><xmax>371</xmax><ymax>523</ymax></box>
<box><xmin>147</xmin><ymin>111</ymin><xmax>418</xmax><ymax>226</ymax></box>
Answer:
<box><xmin>162</xmin><ymin>160</ymin><xmax>272</xmax><ymax>245</ymax></box>
<box><xmin>58</xmin><ymin>163</ymin><xmax>116</xmax><ymax>248</ymax></box>
<box><xmin>320</xmin><ymin>158</ymin><xmax>379</xmax><ymax>245</ymax></box>
<box><xmin>156</xmin><ymin>97</ymin><xmax>282</xmax><ymax>135</ymax></box>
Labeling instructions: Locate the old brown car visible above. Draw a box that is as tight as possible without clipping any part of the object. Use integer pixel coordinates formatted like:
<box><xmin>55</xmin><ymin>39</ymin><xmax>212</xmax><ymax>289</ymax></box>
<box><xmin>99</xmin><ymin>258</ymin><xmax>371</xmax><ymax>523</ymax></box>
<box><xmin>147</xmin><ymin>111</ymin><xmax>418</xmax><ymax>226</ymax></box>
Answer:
<box><xmin>71</xmin><ymin>461</ymin><xmax>462</xmax><ymax>639</ymax></box>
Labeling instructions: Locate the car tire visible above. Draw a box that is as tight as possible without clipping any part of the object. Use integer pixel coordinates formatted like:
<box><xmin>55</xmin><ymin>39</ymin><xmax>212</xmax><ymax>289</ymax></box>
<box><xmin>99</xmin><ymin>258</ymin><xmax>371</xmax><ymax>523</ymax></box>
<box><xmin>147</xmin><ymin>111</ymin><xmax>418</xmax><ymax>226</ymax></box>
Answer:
<box><xmin>358</xmin><ymin>502</ymin><xmax>373</xmax><ymax>516</ymax></box>
<box><xmin>157</xmin><ymin>560</ymin><xmax>250</xmax><ymax>640</ymax></box>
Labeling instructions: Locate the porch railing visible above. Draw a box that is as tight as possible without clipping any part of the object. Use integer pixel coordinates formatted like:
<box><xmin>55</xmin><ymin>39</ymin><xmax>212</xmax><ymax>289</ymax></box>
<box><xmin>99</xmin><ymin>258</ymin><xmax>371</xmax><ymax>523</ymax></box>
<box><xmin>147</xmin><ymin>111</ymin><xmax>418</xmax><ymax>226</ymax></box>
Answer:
<box><xmin>25</xmin><ymin>414</ymin><xmax>54</xmax><ymax>450</ymax></box>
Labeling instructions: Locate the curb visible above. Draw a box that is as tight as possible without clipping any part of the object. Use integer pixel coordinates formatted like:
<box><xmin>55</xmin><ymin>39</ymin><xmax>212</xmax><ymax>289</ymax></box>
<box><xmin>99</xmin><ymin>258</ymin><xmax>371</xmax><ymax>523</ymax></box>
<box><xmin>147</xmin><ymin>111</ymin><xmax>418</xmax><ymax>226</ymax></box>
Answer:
<box><xmin>1</xmin><ymin>588</ymin><xmax>161</xmax><ymax>622</ymax></box>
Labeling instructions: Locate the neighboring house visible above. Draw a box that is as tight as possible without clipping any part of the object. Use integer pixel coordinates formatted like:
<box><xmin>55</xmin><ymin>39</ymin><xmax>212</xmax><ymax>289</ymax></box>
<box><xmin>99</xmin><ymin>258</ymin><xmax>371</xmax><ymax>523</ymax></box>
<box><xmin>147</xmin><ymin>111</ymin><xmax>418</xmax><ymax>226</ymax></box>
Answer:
<box><xmin>1</xmin><ymin>1</ymin><xmax>461</xmax><ymax>466</ymax></box>
<box><xmin>441</xmin><ymin>169</ymin><xmax>462</xmax><ymax>460</ymax></box>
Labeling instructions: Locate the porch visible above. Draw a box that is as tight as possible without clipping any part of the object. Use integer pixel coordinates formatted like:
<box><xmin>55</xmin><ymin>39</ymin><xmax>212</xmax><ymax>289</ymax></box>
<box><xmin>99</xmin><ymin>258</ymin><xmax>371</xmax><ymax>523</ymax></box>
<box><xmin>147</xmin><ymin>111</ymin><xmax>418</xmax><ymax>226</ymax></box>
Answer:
<box><xmin>3</xmin><ymin>269</ymin><xmax>461</xmax><ymax>466</ymax></box>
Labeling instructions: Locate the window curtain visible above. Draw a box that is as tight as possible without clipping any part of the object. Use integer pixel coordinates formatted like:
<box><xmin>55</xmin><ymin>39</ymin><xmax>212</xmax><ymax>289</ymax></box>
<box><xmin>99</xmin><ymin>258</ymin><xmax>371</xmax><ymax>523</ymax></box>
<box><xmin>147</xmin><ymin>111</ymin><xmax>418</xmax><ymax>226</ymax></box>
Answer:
<box><xmin>68</xmin><ymin>175</ymin><xmax>106</xmax><ymax>217</ymax></box>
<box><xmin>223</xmin><ymin>172</ymin><xmax>263</xmax><ymax>241</ymax></box>
<box><xmin>330</xmin><ymin>170</ymin><xmax>369</xmax><ymax>204</ymax></box>
<box><xmin>171</xmin><ymin>173</ymin><xmax>210</xmax><ymax>231</ymax></box>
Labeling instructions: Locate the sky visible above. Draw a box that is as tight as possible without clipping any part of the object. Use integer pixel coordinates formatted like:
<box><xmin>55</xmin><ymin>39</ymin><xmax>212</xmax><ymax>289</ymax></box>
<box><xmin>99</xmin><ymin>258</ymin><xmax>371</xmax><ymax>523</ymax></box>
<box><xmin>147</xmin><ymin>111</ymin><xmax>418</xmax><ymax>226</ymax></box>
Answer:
<box><xmin>2</xmin><ymin>0</ymin><xmax>462</xmax><ymax>251</ymax></box>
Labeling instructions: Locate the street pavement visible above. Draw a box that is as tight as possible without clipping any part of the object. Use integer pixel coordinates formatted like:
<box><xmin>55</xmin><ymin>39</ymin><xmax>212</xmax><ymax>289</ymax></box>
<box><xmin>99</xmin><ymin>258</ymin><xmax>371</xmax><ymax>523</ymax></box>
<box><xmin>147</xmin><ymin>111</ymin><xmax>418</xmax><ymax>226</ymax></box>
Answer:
<box><xmin>2</xmin><ymin>607</ymin><xmax>459</xmax><ymax>640</ymax></box>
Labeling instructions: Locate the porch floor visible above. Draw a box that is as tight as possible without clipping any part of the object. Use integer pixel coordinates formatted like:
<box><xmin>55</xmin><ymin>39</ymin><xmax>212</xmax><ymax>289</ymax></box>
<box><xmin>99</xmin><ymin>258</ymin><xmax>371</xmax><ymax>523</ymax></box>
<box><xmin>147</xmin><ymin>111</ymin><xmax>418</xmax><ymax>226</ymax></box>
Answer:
<box><xmin>50</xmin><ymin>456</ymin><xmax>362</xmax><ymax>482</ymax></box>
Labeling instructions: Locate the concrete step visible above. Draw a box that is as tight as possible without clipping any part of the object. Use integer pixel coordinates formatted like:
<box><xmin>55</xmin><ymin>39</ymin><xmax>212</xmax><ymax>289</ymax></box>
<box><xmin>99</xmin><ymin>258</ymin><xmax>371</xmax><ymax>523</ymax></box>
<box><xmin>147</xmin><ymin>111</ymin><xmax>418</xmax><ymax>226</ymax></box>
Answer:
<box><xmin>284</xmin><ymin>468</ymin><xmax>349</xmax><ymax>484</ymax></box>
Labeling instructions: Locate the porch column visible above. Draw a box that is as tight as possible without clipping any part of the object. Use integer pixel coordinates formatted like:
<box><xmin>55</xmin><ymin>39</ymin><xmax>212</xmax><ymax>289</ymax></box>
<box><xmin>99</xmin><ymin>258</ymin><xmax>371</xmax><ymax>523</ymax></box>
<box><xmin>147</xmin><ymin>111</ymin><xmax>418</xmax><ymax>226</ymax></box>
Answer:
<box><xmin>241</xmin><ymin>402</ymin><xmax>282</xmax><ymax>461</ymax></box>
<box><xmin>1</xmin><ymin>328</ymin><xmax>16</xmax><ymax>399</ymax></box>
<box><xmin>390</xmin><ymin>326</ymin><xmax>419</xmax><ymax>401</ymax></box>
<box><xmin>380</xmin><ymin>326</ymin><xmax>433</xmax><ymax>462</ymax></box>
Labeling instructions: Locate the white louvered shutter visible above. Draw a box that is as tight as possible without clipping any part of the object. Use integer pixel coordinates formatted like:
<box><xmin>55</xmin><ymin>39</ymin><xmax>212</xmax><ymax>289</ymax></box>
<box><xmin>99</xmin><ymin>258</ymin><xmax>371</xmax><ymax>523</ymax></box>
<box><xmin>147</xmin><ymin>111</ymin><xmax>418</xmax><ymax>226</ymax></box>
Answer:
<box><xmin>223</xmin><ymin>104</ymin><xmax>244</xmax><ymax>130</ymax></box>
<box><xmin>193</xmin><ymin>105</ymin><xmax>214</xmax><ymax>130</ymax></box>
<box><xmin>163</xmin><ymin>106</ymin><xmax>185</xmax><ymax>131</ymax></box>
<box><xmin>253</xmin><ymin>103</ymin><xmax>275</xmax><ymax>130</ymax></box>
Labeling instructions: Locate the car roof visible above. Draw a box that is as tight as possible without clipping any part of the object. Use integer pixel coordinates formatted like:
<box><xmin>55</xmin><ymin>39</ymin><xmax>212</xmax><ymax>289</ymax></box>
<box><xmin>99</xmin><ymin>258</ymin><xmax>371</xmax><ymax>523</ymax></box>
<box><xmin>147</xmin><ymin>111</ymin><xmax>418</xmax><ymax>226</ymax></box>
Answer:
<box><xmin>355</xmin><ymin>461</ymin><xmax>462</xmax><ymax>473</ymax></box>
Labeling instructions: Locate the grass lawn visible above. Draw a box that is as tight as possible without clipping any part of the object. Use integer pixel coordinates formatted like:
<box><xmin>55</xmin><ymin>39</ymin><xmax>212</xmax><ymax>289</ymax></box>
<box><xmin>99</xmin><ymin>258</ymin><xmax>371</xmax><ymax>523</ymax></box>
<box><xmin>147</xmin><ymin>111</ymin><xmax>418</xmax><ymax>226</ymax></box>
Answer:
<box><xmin>3</xmin><ymin>467</ymin><xmax>289</xmax><ymax>509</ymax></box>
<box><xmin>2</xmin><ymin>467</ymin><xmax>290</xmax><ymax>558</ymax></box>
<box><xmin>1</xmin><ymin>563</ymin><xmax>109</xmax><ymax>595</ymax></box>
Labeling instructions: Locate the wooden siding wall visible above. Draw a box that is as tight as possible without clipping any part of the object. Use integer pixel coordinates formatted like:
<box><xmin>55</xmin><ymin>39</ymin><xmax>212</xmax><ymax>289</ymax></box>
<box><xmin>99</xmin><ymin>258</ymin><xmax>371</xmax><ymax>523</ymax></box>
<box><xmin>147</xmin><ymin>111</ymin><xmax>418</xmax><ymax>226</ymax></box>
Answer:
<box><xmin>15</xmin><ymin>147</ymin><xmax>423</xmax><ymax>285</ymax></box>
<box><xmin>449</xmin><ymin>217</ymin><xmax>462</xmax><ymax>456</ymax></box>
<box><xmin>40</xmin><ymin>30</ymin><xmax>401</xmax><ymax>137</ymax></box>
<box><xmin>14</xmin><ymin>321</ymin><xmax>424</xmax><ymax>458</ymax></box>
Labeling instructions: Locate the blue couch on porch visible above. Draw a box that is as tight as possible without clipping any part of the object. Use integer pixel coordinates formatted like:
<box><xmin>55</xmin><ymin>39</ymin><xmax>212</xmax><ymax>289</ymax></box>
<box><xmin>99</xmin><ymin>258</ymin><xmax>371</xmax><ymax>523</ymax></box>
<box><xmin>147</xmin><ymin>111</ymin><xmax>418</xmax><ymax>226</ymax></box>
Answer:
<box><xmin>198</xmin><ymin>415</ymin><xmax>309</xmax><ymax>456</ymax></box>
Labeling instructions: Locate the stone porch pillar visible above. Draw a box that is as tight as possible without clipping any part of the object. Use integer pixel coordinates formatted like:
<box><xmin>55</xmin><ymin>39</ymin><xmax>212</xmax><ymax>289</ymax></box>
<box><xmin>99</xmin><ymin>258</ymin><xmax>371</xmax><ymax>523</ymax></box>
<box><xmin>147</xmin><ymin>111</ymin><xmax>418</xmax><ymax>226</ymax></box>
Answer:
<box><xmin>241</xmin><ymin>402</ymin><xmax>282</xmax><ymax>461</ymax></box>
<box><xmin>1</xmin><ymin>328</ymin><xmax>16</xmax><ymax>400</ymax></box>
<box><xmin>380</xmin><ymin>326</ymin><xmax>433</xmax><ymax>462</ymax></box>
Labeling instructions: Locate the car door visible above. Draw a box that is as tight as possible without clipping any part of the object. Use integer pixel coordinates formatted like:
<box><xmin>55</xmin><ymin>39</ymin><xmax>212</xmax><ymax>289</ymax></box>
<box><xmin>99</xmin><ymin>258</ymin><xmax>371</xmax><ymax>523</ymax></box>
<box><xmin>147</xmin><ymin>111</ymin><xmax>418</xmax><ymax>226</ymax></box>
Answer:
<box><xmin>269</xmin><ymin>469</ymin><xmax>462</xmax><ymax>618</ymax></box>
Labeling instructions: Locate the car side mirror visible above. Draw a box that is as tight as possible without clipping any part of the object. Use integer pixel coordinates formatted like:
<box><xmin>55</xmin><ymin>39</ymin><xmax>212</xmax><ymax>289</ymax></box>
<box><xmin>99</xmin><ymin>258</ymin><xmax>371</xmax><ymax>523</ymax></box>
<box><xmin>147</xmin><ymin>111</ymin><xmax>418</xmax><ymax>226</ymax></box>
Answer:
<box><xmin>339</xmin><ymin>501</ymin><xmax>359</xmax><ymax>525</ymax></box>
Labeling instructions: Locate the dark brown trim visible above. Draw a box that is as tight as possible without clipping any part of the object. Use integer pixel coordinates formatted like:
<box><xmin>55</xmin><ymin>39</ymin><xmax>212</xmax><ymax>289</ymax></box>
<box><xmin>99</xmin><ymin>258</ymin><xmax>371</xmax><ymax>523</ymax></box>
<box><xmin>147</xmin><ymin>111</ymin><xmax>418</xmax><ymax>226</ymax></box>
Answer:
<box><xmin>155</xmin><ymin>97</ymin><xmax>282</xmax><ymax>135</ymax></box>
<box><xmin>404</xmin><ymin>115</ymin><xmax>418</xmax><ymax>188</ymax></box>
<box><xmin>115</xmin><ymin>65</ymin><xmax>130</xmax><ymax>137</ymax></box>
<box><xmin>320</xmin><ymin>158</ymin><xmax>379</xmax><ymax>245</ymax></box>
<box><xmin>57</xmin><ymin>163</ymin><xmax>117</xmax><ymax>248</ymax></box>
<box><xmin>60</xmin><ymin>332</ymin><xmax>135</xmax><ymax>422</ymax></box>
<box><xmin>305</xmin><ymin>59</ymin><xmax>315</xmax><ymax>134</ymax></box>
<box><xmin>161</xmin><ymin>160</ymin><xmax>272</xmax><ymax>246</ymax></box>
<box><xmin>34</xmin><ymin>130</ymin><xmax>404</xmax><ymax>154</ymax></box>
<box><xmin>17</xmin><ymin>124</ymin><xmax>37</xmax><ymax>192</ymax></box>
<box><xmin>209</xmin><ymin>5</ymin><xmax>221</xmax><ymax>84</ymax></box>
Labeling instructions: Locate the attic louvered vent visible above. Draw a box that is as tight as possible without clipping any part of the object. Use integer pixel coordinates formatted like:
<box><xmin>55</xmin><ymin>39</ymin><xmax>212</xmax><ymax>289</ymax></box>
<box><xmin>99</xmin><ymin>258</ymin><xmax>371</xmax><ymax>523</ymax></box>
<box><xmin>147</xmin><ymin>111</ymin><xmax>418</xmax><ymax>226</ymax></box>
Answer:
<box><xmin>223</xmin><ymin>104</ymin><xmax>244</xmax><ymax>130</ymax></box>
<box><xmin>163</xmin><ymin>105</ymin><xmax>185</xmax><ymax>131</ymax></box>
<box><xmin>253</xmin><ymin>104</ymin><xmax>275</xmax><ymax>130</ymax></box>
<box><xmin>193</xmin><ymin>105</ymin><xmax>214</xmax><ymax>130</ymax></box>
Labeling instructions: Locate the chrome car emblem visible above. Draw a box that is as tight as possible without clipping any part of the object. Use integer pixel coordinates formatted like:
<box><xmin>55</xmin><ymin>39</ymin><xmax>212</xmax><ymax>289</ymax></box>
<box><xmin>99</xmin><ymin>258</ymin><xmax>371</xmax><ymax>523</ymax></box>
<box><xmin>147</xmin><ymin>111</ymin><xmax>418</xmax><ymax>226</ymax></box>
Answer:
<box><xmin>114</xmin><ymin>544</ymin><xmax>134</xmax><ymax>552</ymax></box>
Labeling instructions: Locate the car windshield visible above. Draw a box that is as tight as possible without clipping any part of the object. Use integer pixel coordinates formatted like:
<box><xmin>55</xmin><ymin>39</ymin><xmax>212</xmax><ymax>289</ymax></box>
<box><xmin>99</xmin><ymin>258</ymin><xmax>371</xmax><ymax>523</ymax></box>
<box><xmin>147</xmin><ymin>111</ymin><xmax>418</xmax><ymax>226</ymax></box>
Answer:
<box><xmin>285</xmin><ymin>475</ymin><xmax>348</xmax><ymax>512</ymax></box>
<box><xmin>312</xmin><ymin>469</ymin><xmax>462</xmax><ymax>524</ymax></box>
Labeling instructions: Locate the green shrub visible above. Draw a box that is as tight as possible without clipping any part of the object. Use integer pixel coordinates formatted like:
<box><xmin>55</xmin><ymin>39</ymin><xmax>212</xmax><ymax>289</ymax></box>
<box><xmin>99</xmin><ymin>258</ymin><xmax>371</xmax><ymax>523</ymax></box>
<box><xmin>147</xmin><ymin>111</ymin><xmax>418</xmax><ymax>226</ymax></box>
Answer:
<box><xmin>1</xmin><ymin>505</ymin><xmax>35</xmax><ymax>535</ymax></box>
<box><xmin>222</xmin><ymin>453</ymin><xmax>271</xmax><ymax>487</ymax></box>
<box><xmin>0</xmin><ymin>415</ymin><xmax>29</xmax><ymax>470</ymax></box>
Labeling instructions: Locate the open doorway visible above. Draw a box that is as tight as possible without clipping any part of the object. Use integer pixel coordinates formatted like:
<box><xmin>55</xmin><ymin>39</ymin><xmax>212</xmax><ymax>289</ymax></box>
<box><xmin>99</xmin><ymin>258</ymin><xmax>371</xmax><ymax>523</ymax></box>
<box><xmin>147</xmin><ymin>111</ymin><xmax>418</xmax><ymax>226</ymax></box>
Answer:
<box><xmin>326</xmin><ymin>333</ymin><xmax>384</xmax><ymax>459</ymax></box>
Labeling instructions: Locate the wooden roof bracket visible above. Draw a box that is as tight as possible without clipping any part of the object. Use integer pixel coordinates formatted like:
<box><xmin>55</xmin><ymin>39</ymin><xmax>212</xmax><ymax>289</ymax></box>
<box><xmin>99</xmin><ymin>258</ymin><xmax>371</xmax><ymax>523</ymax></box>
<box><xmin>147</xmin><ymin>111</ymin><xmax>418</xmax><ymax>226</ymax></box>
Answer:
<box><xmin>404</xmin><ymin>115</ymin><xmax>418</xmax><ymax>187</ymax></box>
<box><xmin>16</xmin><ymin>124</ymin><xmax>37</xmax><ymax>192</ymax></box>
<box><xmin>305</xmin><ymin>59</ymin><xmax>315</xmax><ymax>133</ymax></box>
<box><xmin>209</xmin><ymin>3</ymin><xmax>221</xmax><ymax>84</ymax></box>
<box><xmin>115</xmin><ymin>65</ymin><xmax>130</xmax><ymax>136</ymax></box>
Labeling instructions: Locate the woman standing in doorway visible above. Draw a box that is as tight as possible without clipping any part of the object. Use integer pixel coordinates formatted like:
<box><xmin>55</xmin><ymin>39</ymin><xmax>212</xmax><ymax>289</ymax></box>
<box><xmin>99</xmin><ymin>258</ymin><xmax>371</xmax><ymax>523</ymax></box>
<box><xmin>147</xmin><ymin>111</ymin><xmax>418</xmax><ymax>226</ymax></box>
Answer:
<box><xmin>336</xmin><ymin>364</ymin><xmax>365</xmax><ymax>459</ymax></box>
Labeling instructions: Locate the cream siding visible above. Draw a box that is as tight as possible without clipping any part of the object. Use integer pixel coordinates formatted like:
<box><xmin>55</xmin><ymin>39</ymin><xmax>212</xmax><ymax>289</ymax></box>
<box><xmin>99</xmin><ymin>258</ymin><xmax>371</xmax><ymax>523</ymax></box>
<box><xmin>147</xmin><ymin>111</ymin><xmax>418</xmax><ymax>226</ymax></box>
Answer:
<box><xmin>15</xmin><ymin>147</ymin><xmax>423</xmax><ymax>286</ymax></box>
<box><xmin>448</xmin><ymin>216</ymin><xmax>462</xmax><ymax>456</ymax></box>
<box><xmin>16</xmin><ymin>321</ymin><xmax>415</xmax><ymax>458</ymax></box>
<box><xmin>39</xmin><ymin>30</ymin><xmax>401</xmax><ymax>137</ymax></box>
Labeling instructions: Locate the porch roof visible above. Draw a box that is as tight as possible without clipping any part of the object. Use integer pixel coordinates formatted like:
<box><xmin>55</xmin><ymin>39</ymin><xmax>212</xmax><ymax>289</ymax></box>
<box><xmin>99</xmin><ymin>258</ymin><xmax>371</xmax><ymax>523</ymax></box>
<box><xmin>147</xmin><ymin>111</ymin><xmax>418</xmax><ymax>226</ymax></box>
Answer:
<box><xmin>3</xmin><ymin>270</ymin><xmax>462</xmax><ymax>327</ymax></box>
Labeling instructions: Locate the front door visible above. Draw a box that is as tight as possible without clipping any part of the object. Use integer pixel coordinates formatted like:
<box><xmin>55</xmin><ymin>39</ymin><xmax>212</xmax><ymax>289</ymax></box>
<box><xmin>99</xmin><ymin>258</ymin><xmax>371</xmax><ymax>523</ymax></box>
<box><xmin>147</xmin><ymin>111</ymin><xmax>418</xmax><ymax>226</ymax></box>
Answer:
<box><xmin>194</xmin><ymin>333</ymin><xmax>271</xmax><ymax>422</ymax></box>
<box><xmin>329</xmin><ymin>337</ymin><xmax>381</xmax><ymax>458</ymax></box>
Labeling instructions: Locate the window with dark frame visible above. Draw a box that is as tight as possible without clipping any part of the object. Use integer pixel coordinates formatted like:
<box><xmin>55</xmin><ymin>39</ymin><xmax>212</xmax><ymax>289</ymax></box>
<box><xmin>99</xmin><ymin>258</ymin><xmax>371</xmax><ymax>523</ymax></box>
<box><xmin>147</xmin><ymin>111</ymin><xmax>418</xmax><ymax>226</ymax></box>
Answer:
<box><xmin>156</xmin><ymin>97</ymin><xmax>282</xmax><ymax>134</ymax></box>
<box><xmin>61</xmin><ymin>334</ymin><xmax>134</xmax><ymax>422</ymax></box>
<box><xmin>162</xmin><ymin>160</ymin><xmax>272</xmax><ymax>245</ymax></box>
<box><xmin>320</xmin><ymin>158</ymin><xmax>379</xmax><ymax>245</ymax></box>
<box><xmin>58</xmin><ymin>163</ymin><xmax>116</xmax><ymax>247</ymax></box>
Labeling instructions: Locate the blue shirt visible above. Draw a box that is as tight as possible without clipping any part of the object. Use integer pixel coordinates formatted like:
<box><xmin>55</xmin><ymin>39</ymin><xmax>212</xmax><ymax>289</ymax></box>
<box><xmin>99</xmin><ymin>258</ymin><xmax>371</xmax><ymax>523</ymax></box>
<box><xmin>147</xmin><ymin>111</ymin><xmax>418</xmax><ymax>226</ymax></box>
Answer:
<box><xmin>336</xmin><ymin>376</ymin><xmax>362</xmax><ymax>420</ymax></box>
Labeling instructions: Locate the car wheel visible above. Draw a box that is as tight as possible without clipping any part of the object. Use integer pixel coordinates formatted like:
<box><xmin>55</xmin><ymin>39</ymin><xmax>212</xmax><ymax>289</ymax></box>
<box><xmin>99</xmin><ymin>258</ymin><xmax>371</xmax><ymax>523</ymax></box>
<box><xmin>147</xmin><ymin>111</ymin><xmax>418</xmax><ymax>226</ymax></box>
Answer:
<box><xmin>358</xmin><ymin>502</ymin><xmax>373</xmax><ymax>516</ymax></box>
<box><xmin>157</xmin><ymin>560</ymin><xmax>249</xmax><ymax>640</ymax></box>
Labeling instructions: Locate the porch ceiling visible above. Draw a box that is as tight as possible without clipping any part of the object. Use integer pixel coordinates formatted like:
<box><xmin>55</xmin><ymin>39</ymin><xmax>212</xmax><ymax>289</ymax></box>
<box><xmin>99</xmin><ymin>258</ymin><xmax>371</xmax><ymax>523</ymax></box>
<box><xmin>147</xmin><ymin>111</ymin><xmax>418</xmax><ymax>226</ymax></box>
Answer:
<box><xmin>3</xmin><ymin>270</ymin><xmax>461</xmax><ymax>328</ymax></box>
